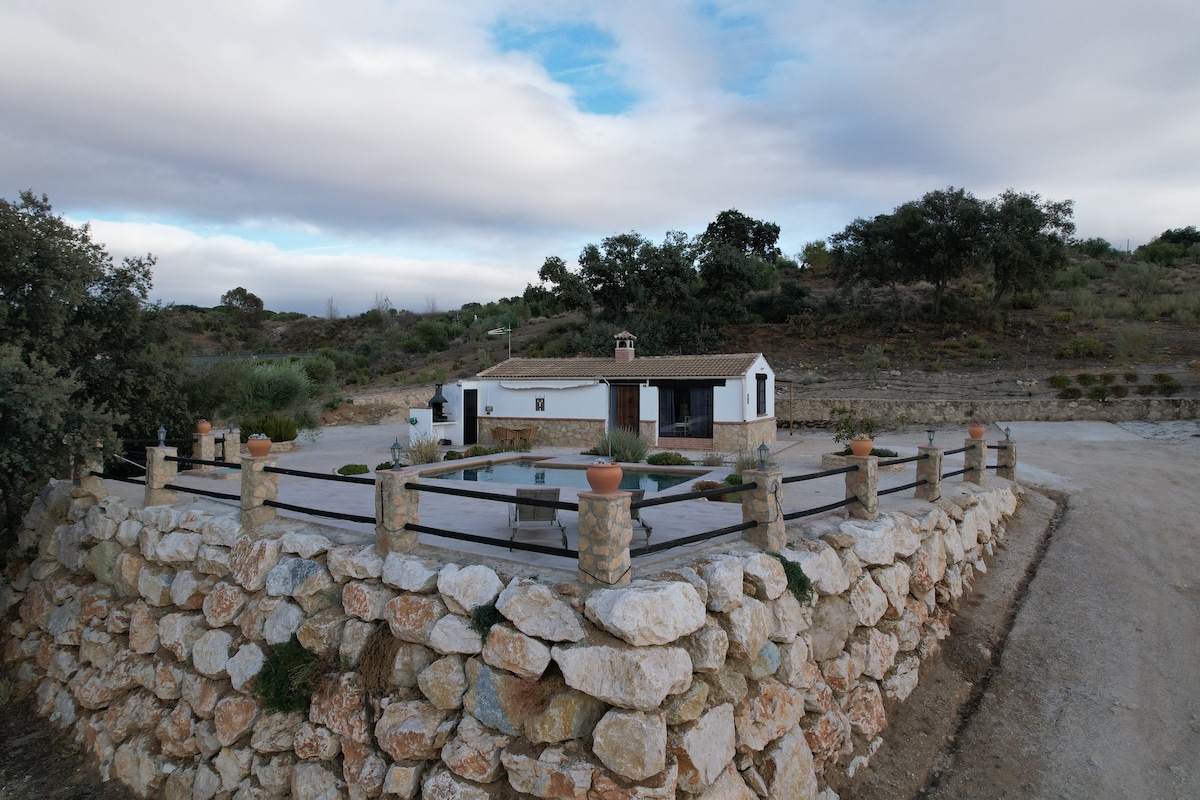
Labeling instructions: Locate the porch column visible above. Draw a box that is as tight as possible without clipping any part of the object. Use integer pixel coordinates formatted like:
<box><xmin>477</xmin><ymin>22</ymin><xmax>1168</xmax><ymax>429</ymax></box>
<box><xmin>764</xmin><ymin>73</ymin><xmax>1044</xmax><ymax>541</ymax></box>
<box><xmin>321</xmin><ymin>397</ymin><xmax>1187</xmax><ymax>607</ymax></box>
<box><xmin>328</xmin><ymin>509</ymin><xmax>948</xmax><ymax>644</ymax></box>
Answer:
<box><xmin>844</xmin><ymin>455</ymin><xmax>879</xmax><ymax>520</ymax></box>
<box><xmin>577</xmin><ymin>490</ymin><xmax>633</xmax><ymax>587</ymax></box>
<box><xmin>742</xmin><ymin>469</ymin><xmax>785</xmax><ymax>552</ymax></box>
<box><xmin>194</xmin><ymin>431</ymin><xmax>216</xmax><ymax>466</ymax></box>
<box><xmin>376</xmin><ymin>470</ymin><xmax>419</xmax><ymax>555</ymax></box>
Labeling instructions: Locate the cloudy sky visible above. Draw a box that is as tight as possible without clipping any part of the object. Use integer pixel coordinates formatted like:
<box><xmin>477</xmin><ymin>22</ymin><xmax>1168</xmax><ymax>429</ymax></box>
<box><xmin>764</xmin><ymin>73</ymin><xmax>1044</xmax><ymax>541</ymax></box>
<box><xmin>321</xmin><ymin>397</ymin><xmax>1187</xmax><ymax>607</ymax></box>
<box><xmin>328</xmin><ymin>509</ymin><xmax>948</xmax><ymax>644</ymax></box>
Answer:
<box><xmin>2</xmin><ymin>1</ymin><xmax>1197</xmax><ymax>316</ymax></box>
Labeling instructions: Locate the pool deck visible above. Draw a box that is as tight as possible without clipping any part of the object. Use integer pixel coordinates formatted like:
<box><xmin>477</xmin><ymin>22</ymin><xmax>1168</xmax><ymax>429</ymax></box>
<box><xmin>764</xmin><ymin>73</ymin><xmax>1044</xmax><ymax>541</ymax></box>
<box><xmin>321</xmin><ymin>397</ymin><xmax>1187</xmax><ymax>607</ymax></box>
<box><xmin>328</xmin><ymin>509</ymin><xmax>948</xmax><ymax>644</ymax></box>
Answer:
<box><xmin>100</xmin><ymin>425</ymin><xmax>984</xmax><ymax>580</ymax></box>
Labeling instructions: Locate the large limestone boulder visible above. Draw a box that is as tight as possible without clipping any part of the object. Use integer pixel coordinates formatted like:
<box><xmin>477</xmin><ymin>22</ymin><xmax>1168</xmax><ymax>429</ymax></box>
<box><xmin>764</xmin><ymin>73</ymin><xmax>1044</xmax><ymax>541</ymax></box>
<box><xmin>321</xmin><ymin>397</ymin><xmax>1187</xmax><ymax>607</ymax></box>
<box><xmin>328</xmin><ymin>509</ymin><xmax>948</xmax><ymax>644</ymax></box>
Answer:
<box><xmin>584</xmin><ymin>581</ymin><xmax>706</xmax><ymax>646</ymax></box>
<box><xmin>552</xmin><ymin>644</ymin><xmax>692</xmax><ymax>711</ymax></box>
<box><xmin>495</xmin><ymin>578</ymin><xmax>584</xmax><ymax>643</ymax></box>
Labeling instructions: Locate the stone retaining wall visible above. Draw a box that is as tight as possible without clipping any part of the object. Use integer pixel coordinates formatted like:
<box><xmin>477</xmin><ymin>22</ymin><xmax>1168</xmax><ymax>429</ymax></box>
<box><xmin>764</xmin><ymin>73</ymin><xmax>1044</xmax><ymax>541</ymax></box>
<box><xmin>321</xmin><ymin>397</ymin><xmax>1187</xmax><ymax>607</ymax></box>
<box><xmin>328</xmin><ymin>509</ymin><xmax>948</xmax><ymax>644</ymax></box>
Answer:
<box><xmin>482</xmin><ymin>418</ymin><xmax>606</xmax><ymax>448</ymax></box>
<box><xmin>1</xmin><ymin>475</ymin><xmax>1020</xmax><ymax>800</ymax></box>
<box><xmin>778</xmin><ymin>396</ymin><xmax>1198</xmax><ymax>426</ymax></box>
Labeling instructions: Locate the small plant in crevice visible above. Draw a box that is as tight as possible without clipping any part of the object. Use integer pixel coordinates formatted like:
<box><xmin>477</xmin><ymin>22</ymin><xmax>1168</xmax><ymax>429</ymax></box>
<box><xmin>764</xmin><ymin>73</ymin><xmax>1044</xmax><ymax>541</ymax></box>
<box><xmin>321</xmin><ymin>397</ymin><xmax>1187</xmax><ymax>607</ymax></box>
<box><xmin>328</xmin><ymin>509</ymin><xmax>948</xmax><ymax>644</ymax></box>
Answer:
<box><xmin>770</xmin><ymin>552</ymin><xmax>814</xmax><ymax>606</ymax></box>
<box><xmin>469</xmin><ymin>602</ymin><xmax>505</xmax><ymax>642</ymax></box>
<box><xmin>252</xmin><ymin>635</ymin><xmax>327</xmax><ymax>713</ymax></box>
<box><xmin>356</xmin><ymin>624</ymin><xmax>402</xmax><ymax>695</ymax></box>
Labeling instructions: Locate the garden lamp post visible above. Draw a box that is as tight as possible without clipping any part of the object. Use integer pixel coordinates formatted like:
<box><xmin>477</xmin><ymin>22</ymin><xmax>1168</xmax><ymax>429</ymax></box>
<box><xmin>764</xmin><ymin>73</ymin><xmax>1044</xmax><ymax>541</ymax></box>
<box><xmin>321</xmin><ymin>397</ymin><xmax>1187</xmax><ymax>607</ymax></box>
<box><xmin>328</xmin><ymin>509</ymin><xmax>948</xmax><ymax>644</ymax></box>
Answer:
<box><xmin>390</xmin><ymin>438</ymin><xmax>403</xmax><ymax>469</ymax></box>
<box><xmin>157</xmin><ymin>426</ymin><xmax>167</xmax><ymax>448</ymax></box>
<box><xmin>926</xmin><ymin>428</ymin><xmax>936</xmax><ymax>446</ymax></box>
<box><xmin>758</xmin><ymin>442</ymin><xmax>770</xmax><ymax>470</ymax></box>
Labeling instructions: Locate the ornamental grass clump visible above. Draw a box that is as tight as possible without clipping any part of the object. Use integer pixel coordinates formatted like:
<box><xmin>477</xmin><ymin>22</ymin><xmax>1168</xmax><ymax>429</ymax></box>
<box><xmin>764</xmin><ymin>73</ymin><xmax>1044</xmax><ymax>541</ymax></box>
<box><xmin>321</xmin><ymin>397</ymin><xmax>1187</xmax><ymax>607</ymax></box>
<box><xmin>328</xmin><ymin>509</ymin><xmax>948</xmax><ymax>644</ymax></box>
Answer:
<box><xmin>770</xmin><ymin>552</ymin><xmax>814</xmax><ymax>606</ymax></box>
<box><xmin>592</xmin><ymin>427</ymin><xmax>648</xmax><ymax>463</ymax></box>
<box><xmin>253</xmin><ymin>636</ymin><xmax>327</xmax><ymax>713</ymax></box>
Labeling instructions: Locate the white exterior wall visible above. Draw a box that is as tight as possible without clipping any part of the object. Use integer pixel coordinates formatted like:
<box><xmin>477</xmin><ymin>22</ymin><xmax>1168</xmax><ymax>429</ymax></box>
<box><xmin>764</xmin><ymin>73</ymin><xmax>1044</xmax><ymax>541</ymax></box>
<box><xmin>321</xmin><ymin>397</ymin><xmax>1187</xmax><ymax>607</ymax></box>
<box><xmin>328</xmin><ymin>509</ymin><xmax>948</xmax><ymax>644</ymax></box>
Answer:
<box><xmin>743</xmin><ymin>355</ymin><xmax>775</xmax><ymax>420</ymax></box>
<box><xmin>476</xmin><ymin>380</ymin><xmax>609</xmax><ymax>422</ymax></box>
<box><xmin>639</xmin><ymin>384</ymin><xmax>659</xmax><ymax>421</ymax></box>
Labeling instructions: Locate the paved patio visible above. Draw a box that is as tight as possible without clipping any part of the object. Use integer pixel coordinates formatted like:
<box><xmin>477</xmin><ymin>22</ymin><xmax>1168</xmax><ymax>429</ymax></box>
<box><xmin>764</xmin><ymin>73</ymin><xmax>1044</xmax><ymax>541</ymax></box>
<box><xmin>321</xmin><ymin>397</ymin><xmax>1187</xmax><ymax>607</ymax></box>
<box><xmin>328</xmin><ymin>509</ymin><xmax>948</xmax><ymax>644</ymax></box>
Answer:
<box><xmin>102</xmin><ymin>423</ymin><xmax>985</xmax><ymax>579</ymax></box>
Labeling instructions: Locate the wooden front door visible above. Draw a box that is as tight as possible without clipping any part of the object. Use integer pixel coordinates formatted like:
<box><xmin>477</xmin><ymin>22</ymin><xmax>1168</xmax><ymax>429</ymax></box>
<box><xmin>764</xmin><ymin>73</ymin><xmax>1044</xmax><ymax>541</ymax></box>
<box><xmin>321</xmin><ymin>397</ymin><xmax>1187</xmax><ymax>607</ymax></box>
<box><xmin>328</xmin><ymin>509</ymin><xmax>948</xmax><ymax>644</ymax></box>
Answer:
<box><xmin>614</xmin><ymin>385</ymin><xmax>640</xmax><ymax>432</ymax></box>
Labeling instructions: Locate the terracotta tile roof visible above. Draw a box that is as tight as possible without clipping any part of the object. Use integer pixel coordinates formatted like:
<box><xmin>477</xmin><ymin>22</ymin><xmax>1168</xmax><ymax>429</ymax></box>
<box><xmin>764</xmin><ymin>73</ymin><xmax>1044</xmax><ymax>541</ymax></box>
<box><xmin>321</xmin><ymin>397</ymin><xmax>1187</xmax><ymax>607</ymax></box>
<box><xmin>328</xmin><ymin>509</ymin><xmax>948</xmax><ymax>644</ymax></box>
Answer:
<box><xmin>477</xmin><ymin>353</ymin><xmax>765</xmax><ymax>380</ymax></box>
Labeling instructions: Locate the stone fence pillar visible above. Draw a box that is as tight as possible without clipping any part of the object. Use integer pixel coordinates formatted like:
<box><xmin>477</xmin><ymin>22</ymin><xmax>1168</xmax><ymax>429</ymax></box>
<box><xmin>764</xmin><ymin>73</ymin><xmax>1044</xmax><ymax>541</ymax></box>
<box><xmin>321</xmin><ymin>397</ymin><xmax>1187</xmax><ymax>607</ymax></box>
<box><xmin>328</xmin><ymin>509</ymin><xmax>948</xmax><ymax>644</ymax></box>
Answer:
<box><xmin>915</xmin><ymin>446</ymin><xmax>943</xmax><ymax>502</ymax></box>
<box><xmin>376</xmin><ymin>470</ymin><xmax>420</xmax><ymax>555</ymax></box>
<box><xmin>194</xmin><ymin>431</ymin><xmax>217</xmax><ymax>465</ymax></box>
<box><xmin>845</xmin><ymin>455</ymin><xmax>879</xmax><ymax>520</ymax></box>
<box><xmin>577</xmin><ymin>491</ymin><xmax>633</xmax><ymax>587</ymax></box>
<box><xmin>240</xmin><ymin>455</ymin><xmax>279</xmax><ymax>534</ymax></box>
<box><xmin>742</xmin><ymin>469</ymin><xmax>785</xmax><ymax>551</ymax></box>
<box><xmin>72</xmin><ymin>455</ymin><xmax>103</xmax><ymax>493</ymax></box>
<box><xmin>964</xmin><ymin>438</ymin><xmax>987</xmax><ymax>486</ymax></box>
<box><xmin>996</xmin><ymin>440</ymin><xmax>1017</xmax><ymax>482</ymax></box>
<box><xmin>145</xmin><ymin>447</ymin><xmax>178</xmax><ymax>506</ymax></box>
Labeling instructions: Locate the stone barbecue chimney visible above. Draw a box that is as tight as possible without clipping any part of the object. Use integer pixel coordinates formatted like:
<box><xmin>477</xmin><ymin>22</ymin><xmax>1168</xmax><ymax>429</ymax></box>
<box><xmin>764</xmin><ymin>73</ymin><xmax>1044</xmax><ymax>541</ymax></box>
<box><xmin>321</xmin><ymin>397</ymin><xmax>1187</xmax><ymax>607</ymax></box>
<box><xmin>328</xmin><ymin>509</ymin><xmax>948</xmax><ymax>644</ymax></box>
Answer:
<box><xmin>614</xmin><ymin>331</ymin><xmax>636</xmax><ymax>363</ymax></box>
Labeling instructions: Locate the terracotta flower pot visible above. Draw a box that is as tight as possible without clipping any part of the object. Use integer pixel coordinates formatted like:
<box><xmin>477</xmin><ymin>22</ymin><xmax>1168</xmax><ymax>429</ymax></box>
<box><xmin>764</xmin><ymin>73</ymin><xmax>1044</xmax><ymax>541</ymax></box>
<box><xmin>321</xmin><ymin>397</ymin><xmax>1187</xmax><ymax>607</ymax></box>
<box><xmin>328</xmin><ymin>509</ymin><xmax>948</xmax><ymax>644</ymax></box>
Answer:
<box><xmin>849</xmin><ymin>438</ymin><xmax>874</xmax><ymax>457</ymax></box>
<box><xmin>968</xmin><ymin>423</ymin><xmax>986</xmax><ymax>440</ymax></box>
<box><xmin>246</xmin><ymin>437</ymin><xmax>273</xmax><ymax>458</ymax></box>
<box><xmin>196</xmin><ymin>419</ymin><xmax>212</xmax><ymax>434</ymax></box>
<box><xmin>586</xmin><ymin>462</ymin><xmax>623</xmax><ymax>494</ymax></box>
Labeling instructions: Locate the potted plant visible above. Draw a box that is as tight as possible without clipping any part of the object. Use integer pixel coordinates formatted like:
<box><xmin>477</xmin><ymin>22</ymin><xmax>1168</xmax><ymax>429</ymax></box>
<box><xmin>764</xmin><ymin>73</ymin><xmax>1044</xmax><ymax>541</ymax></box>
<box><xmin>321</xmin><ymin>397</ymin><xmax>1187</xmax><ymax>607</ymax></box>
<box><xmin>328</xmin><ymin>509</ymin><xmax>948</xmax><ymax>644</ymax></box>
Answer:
<box><xmin>196</xmin><ymin>419</ymin><xmax>212</xmax><ymax>434</ymax></box>
<box><xmin>246</xmin><ymin>433</ymin><xmax>272</xmax><ymax>458</ymax></box>
<box><xmin>586</xmin><ymin>458</ymin><xmax>623</xmax><ymax>494</ymax></box>
<box><xmin>968</xmin><ymin>422</ymin><xmax>987</xmax><ymax>440</ymax></box>
<box><xmin>832</xmin><ymin>406</ymin><xmax>878</xmax><ymax>457</ymax></box>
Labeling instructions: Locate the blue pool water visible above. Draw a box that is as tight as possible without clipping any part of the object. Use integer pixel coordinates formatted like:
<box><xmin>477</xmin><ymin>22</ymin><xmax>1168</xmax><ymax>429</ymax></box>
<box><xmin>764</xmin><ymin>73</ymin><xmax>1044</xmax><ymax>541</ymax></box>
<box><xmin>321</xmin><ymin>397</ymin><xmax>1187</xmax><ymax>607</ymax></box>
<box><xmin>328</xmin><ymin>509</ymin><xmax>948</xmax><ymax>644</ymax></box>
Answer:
<box><xmin>429</xmin><ymin>460</ymin><xmax>695</xmax><ymax>492</ymax></box>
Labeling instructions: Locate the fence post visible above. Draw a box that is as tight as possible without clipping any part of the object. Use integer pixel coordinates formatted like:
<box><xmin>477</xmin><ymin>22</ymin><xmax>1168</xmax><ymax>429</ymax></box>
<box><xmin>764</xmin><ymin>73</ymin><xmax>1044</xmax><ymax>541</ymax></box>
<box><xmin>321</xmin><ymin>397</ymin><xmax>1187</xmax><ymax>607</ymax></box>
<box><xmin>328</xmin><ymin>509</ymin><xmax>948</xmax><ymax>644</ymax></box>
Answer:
<box><xmin>844</xmin><ymin>455</ymin><xmax>879</xmax><ymax>520</ymax></box>
<box><xmin>964</xmin><ymin>438</ymin><xmax>987</xmax><ymax>486</ymax></box>
<box><xmin>194</xmin><ymin>431</ymin><xmax>216</xmax><ymax>466</ymax></box>
<box><xmin>72</xmin><ymin>455</ymin><xmax>103</xmax><ymax>493</ymax></box>
<box><xmin>241</xmin><ymin>454</ymin><xmax>278</xmax><ymax>533</ymax></box>
<box><xmin>995</xmin><ymin>440</ymin><xmax>1017</xmax><ymax>481</ymax></box>
<box><xmin>742</xmin><ymin>469</ymin><xmax>785</xmax><ymax>551</ymax></box>
<box><xmin>577</xmin><ymin>490</ymin><xmax>633</xmax><ymax>587</ymax></box>
<box><xmin>376</xmin><ymin>470</ymin><xmax>420</xmax><ymax>555</ymax></box>
<box><xmin>915</xmin><ymin>446</ymin><xmax>943</xmax><ymax>502</ymax></box>
<box><xmin>145</xmin><ymin>447</ymin><xmax>178</xmax><ymax>506</ymax></box>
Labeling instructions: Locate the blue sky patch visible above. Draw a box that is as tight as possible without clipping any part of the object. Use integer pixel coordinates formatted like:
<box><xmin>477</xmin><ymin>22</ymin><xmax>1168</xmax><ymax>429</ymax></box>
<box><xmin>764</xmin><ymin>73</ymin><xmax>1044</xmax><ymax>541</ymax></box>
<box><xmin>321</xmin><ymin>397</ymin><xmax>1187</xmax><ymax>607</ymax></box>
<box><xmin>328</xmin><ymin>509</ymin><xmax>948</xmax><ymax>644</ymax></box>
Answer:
<box><xmin>492</xmin><ymin>20</ymin><xmax>636</xmax><ymax>115</ymax></box>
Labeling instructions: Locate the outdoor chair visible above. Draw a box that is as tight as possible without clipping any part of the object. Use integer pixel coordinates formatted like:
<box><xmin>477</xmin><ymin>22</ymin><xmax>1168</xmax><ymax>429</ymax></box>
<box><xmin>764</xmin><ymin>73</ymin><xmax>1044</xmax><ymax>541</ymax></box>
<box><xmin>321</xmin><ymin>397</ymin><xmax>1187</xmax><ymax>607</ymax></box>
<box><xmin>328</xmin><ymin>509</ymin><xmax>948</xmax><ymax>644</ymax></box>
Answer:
<box><xmin>492</xmin><ymin>425</ymin><xmax>516</xmax><ymax>448</ymax></box>
<box><xmin>517</xmin><ymin>426</ymin><xmax>539</xmax><ymax>446</ymax></box>
<box><xmin>508</xmin><ymin>488</ymin><xmax>567</xmax><ymax>549</ymax></box>
<box><xmin>629</xmin><ymin>488</ymin><xmax>654</xmax><ymax>544</ymax></box>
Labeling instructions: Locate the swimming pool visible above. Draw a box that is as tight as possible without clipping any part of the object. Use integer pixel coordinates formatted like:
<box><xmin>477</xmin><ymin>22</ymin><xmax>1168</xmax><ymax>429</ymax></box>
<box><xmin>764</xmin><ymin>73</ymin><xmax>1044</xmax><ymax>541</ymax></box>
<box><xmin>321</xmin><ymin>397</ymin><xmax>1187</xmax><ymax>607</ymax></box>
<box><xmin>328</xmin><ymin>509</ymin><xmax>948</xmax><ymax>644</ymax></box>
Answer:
<box><xmin>428</xmin><ymin>459</ymin><xmax>697</xmax><ymax>492</ymax></box>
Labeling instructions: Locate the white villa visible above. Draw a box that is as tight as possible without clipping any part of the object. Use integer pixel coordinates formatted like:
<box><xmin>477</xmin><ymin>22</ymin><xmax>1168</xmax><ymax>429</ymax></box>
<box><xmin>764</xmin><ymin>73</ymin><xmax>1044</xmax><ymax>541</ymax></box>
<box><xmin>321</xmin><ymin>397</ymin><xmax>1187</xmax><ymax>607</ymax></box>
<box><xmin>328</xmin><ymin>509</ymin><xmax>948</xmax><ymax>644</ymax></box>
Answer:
<box><xmin>417</xmin><ymin>332</ymin><xmax>776</xmax><ymax>453</ymax></box>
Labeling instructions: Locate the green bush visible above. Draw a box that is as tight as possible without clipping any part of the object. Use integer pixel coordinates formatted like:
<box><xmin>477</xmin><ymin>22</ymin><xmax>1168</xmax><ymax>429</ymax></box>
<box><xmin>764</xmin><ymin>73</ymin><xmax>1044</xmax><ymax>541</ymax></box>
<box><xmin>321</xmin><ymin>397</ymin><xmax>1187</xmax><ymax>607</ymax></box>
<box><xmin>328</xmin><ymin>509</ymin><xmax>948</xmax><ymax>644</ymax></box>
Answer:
<box><xmin>593</xmin><ymin>427</ymin><xmax>648</xmax><ymax>464</ymax></box>
<box><xmin>1048</xmin><ymin>310</ymin><xmax>1074</xmax><ymax>325</ymax></box>
<box><xmin>299</xmin><ymin>355</ymin><xmax>337</xmax><ymax>387</ymax></box>
<box><xmin>646</xmin><ymin>452</ymin><xmax>694</xmax><ymax>466</ymax></box>
<box><xmin>1110</xmin><ymin>385</ymin><xmax>1129</xmax><ymax>398</ymax></box>
<box><xmin>240</xmin><ymin>414</ymin><xmax>298</xmax><ymax>442</ymax></box>
<box><xmin>1054</xmin><ymin>337</ymin><xmax>1105</xmax><ymax>359</ymax></box>
<box><xmin>1123</xmin><ymin>371</ymin><xmax>1139</xmax><ymax>383</ymax></box>
<box><xmin>770</xmin><ymin>553</ymin><xmax>814</xmax><ymax>605</ymax></box>
<box><xmin>469</xmin><ymin>602</ymin><xmax>504</xmax><ymax>642</ymax></box>
<box><xmin>465</xmin><ymin>445</ymin><xmax>491</xmax><ymax>458</ymax></box>
<box><xmin>375</xmin><ymin>461</ymin><xmax>395</xmax><ymax>471</ymax></box>
<box><xmin>442</xmin><ymin>450</ymin><xmax>464</xmax><ymax>461</ymax></box>
<box><xmin>252</xmin><ymin>636</ymin><xmax>325</xmax><ymax>713</ymax></box>
<box><xmin>1098</xmin><ymin>372</ymin><xmax>1116</xmax><ymax>386</ymax></box>
<box><xmin>1113</xmin><ymin>324</ymin><xmax>1154</xmax><ymax>362</ymax></box>
<box><xmin>1153</xmin><ymin>374</ymin><xmax>1183</xmax><ymax>396</ymax></box>
<box><xmin>230</xmin><ymin>362</ymin><xmax>313</xmax><ymax>417</ymax></box>
<box><xmin>1075</xmin><ymin>372</ymin><xmax>1097</xmax><ymax>387</ymax></box>
<box><xmin>1136</xmin><ymin>384</ymin><xmax>1157</xmax><ymax>396</ymax></box>
<box><xmin>337</xmin><ymin>464</ymin><xmax>369</xmax><ymax>475</ymax></box>
<box><xmin>1086</xmin><ymin>385</ymin><xmax>1110</xmax><ymax>401</ymax></box>
<box><xmin>403</xmin><ymin>436</ymin><xmax>443</xmax><ymax>464</ymax></box>
<box><xmin>1047</xmin><ymin>374</ymin><xmax>1072</xmax><ymax>389</ymax></box>
<box><xmin>1057</xmin><ymin>387</ymin><xmax>1083</xmax><ymax>400</ymax></box>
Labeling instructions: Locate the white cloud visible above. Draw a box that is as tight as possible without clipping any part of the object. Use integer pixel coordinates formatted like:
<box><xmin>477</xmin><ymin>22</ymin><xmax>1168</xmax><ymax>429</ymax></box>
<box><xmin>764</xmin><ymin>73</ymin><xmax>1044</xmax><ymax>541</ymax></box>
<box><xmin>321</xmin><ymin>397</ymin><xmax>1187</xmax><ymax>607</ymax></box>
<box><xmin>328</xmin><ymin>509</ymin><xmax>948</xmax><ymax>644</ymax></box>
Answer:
<box><xmin>3</xmin><ymin>0</ymin><xmax>1199</xmax><ymax>314</ymax></box>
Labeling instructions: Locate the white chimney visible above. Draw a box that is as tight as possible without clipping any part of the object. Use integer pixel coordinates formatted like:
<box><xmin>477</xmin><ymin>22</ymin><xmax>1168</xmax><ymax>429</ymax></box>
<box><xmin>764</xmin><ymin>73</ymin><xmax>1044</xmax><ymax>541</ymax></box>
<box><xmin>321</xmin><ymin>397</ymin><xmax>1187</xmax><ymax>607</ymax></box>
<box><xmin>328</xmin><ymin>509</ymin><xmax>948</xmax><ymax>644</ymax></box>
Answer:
<box><xmin>614</xmin><ymin>331</ymin><xmax>636</xmax><ymax>363</ymax></box>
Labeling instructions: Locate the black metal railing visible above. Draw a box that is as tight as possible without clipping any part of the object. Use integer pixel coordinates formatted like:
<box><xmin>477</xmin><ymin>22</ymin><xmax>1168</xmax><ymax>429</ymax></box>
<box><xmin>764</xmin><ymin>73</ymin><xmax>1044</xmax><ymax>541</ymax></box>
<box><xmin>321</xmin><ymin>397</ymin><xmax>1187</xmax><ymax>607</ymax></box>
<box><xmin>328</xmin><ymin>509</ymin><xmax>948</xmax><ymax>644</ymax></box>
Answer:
<box><xmin>782</xmin><ymin>464</ymin><xmax>859</xmax><ymax>483</ymax></box>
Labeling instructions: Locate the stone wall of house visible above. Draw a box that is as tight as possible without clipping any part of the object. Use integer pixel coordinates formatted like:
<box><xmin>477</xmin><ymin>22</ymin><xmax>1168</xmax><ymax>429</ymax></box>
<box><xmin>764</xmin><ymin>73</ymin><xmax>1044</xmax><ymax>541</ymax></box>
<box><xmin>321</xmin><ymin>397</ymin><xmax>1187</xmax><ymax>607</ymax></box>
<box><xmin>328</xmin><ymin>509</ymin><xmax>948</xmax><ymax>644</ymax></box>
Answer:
<box><xmin>482</xmin><ymin>418</ymin><xmax>606</xmax><ymax>449</ymax></box>
<box><xmin>777</xmin><ymin>396</ymin><xmax>1199</xmax><ymax>427</ymax></box>
<box><xmin>0</xmin><ymin>476</ymin><xmax>1020</xmax><ymax>800</ymax></box>
<box><xmin>713</xmin><ymin>418</ymin><xmax>777</xmax><ymax>453</ymax></box>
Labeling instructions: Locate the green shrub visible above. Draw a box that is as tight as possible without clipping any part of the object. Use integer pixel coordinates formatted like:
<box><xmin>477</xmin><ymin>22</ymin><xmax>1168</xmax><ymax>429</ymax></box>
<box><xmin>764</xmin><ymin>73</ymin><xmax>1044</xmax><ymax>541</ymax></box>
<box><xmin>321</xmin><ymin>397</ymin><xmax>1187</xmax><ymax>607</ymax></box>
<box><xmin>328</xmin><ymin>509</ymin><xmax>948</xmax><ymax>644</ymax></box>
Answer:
<box><xmin>646</xmin><ymin>452</ymin><xmax>694</xmax><ymax>466</ymax></box>
<box><xmin>733</xmin><ymin>450</ymin><xmax>777</xmax><ymax>473</ymax></box>
<box><xmin>1054</xmin><ymin>337</ymin><xmax>1104</xmax><ymax>359</ymax></box>
<box><xmin>1110</xmin><ymin>385</ymin><xmax>1129</xmax><ymax>398</ymax></box>
<box><xmin>375</xmin><ymin>461</ymin><xmax>395</xmax><ymax>471</ymax></box>
<box><xmin>1080</xmin><ymin>261</ymin><xmax>1107</xmax><ymax>280</ymax></box>
<box><xmin>230</xmin><ymin>362</ymin><xmax>313</xmax><ymax>418</ymax></box>
<box><xmin>1123</xmin><ymin>371</ymin><xmax>1139</xmax><ymax>383</ymax></box>
<box><xmin>1086</xmin><ymin>385</ymin><xmax>1110</xmax><ymax>401</ymax></box>
<box><xmin>299</xmin><ymin>356</ymin><xmax>337</xmax><ymax>387</ymax></box>
<box><xmin>1048</xmin><ymin>310</ymin><xmax>1074</xmax><ymax>325</ymax></box>
<box><xmin>1113</xmin><ymin>324</ymin><xmax>1154</xmax><ymax>362</ymax></box>
<box><xmin>857</xmin><ymin>344</ymin><xmax>890</xmax><ymax>376</ymax></box>
<box><xmin>593</xmin><ymin>428</ymin><xmax>648</xmax><ymax>464</ymax></box>
<box><xmin>769</xmin><ymin>553</ymin><xmax>814</xmax><ymax>605</ymax></box>
<box><xmin>465</xmin><ymin>445</ymin><xmax>491</xmax><ymax>458</ymax></box>
<box><xmin>1136</xmin><ymin>384</ymin><xmax>1157</xmax><ymax>396</ymax></box>
<box><xmin>469</xmin><ymin>602</ymin><xmax>505</xmax><ymax>642</ymax></box>
<box><xmin>700</xmin><ymin>452</ymin><xmax>726</xmax><ymax>467</ymax></box>
<box><xmin>1152</xmin><ymin>372</ymin><xmax>1176</xmax><ymax>385</ymax></box>
<box><xmin>1153</xmin><ymin>374</ymin><xmax>1182</xmax><ymax>396</ymax></box>
<box><xmin>1047</xmin><ymin>374</ymin><xmax>1072</xmax><ymax>389</ymax></box>
<box><xmin>240</xmin><ymin>414</ymin><xmax>298</xmax><ymax>442</ymax></box>
<box><xmin>1057</xmin><ymin>387</ymin><xmax>1083</xmax><ymax>400</ymax></box>
<box><xmin>337</xmin><ymin>464</ymin><xmax>369</xmax><ymax>475</ymax></box>
<box><xmin>1050</xmin><ymin>266</ymin><xmax>1090</xmax><ymax>289</ymax></box>
<box><xmin>442</xmin><ymin>450</ymin><xmax>463</xmax><ymax>461</ymax></box>
<box><xmin>253</xmin><ymin>636</ymin><xmax>326</xmax><ymax>713</ymax></box>
<box><xmin>403</xmin><ymin>436</ymin><xmax>442</xmax><ymax>464</ymax></box>
<box><xmin>1075</xmin><ymin>373</ymin><xmax>1097</xmax><ymax>387</ymax></box>
<box><xmin>1097</xmin><ymin>372</ymin><xmax>1116</xmax><ymax>385</ymax></box>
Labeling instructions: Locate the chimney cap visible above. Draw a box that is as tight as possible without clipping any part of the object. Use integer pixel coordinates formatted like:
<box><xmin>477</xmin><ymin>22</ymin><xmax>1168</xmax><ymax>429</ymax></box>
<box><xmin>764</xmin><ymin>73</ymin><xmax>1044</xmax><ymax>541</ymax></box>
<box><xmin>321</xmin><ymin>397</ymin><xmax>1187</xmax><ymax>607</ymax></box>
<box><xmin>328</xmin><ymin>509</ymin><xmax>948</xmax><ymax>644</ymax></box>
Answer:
<box><xmin>614</xmin><ymin>331</ymin><xmax>637</xmax><ymax>342</ymax></box>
